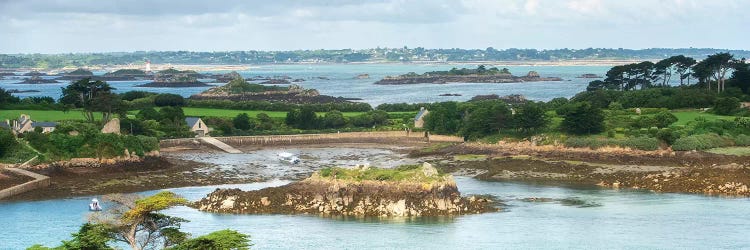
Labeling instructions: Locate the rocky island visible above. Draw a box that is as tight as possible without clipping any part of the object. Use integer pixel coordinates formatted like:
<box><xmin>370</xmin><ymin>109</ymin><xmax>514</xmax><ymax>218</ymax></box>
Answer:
<box><xmin>195</xmin><ymin>163</ymin><xmax>497</xmax><ymax>216</ymax></box>
<box><xmin>374</xmin><ymin>65</ymin><xmax>562</xmax><ymax>85</ymax></box>
<box><xmin>136</xmin><ymin>68</ymin><xmax>210</xmax><ymax>87</ymax></box>
<box><xmin>191</xmin><ymin>76</ymin><xmax>357</xmax><ymax>104</ymax></box>
<box><xmin>16</xmin><ymin>75</ymin><xmax>59</xmax><ymax>84</ymax></box>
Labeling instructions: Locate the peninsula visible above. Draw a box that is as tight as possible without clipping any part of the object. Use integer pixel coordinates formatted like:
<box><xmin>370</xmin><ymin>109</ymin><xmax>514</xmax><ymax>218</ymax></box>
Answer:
<box><xmin>374</xmin><ymin>65</ymin><xmax>562</xmax><ymax>85</ymax></box>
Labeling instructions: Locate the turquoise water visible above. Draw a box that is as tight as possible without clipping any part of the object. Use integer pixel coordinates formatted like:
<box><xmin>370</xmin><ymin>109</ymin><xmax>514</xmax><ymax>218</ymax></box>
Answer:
<box><xmin>1</xmin><ymin>177</ymin><xmax>749</xmax><ymax>249</ymax></box>
<box><xmin>1</xmin><ymin>64</ymin><xmax>609</xmax><ymax>106</ymax></box>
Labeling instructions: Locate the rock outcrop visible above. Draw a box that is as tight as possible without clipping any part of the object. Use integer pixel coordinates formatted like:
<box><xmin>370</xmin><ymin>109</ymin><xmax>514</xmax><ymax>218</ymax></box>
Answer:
<box><xmin>195</xmin><ymin>164</ymin><xmax>497</xmax><ymax>216</ymax></box>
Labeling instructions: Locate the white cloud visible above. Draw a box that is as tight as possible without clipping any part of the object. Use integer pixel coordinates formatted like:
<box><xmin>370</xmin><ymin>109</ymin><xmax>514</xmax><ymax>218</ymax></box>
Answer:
<box><xmin>0</xmin><ymin>0</ymin><xmax>748</xmax><ymax>53</ymax></box>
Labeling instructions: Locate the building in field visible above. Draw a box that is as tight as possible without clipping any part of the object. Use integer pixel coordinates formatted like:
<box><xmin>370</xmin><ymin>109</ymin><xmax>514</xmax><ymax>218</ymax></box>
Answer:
<box><xmin>185</xmin><ymin>117</ymin><xmax>209</xmax><ymax>137</ymax></box>
<box><xmin>414</xmin><ymin>107</ymin><xmax>430</xmax><ymax>128</ymax></box>
<box><xmin>1</xmin><ymin>114</ymin><xmax>58</xmax><ymax>134</ymax></box>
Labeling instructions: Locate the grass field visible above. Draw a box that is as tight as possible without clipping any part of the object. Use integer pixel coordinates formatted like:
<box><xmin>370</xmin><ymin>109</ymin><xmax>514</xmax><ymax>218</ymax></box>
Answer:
<box><xmin>0</xmin><ymin>108</ymin><xmax>417</xmax><ymax>122</ymax></box>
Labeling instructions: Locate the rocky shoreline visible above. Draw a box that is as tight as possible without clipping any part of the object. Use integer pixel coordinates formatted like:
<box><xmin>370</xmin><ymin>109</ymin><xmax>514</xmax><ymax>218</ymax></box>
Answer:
<box><xmin>194</xmin><ymin>164</ymin><xmax>498</xmax><ymax>216</ymax></box>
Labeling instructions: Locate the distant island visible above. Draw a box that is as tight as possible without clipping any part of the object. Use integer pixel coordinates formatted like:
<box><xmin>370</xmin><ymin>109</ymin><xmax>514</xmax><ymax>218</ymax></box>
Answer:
<box><xmin>195</xmin><ymin>163</ymin><xmax>497</xmax><ymax>216</ymax></box>
<box><xmin>375</xmin><ymin>65</ymin><xmax>562</xmax><ymax>85</ymax></box>
<box><xmin>15</xmin><ymin>75</ymin><xmax>59</xmax><ymax>84</ymax></box>
<box><xmin>190</xmin><ymin>74</ymin><xmax>357</xmax><ymax>103</ymax></box>
<box><xmin>136</xmin><ymin>68</ymin><xmax>210</xmax><ymax>87</ymax></box>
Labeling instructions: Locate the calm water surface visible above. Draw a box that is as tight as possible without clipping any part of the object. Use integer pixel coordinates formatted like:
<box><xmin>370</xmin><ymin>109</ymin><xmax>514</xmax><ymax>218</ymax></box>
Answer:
<box><xmin>1</xmin><ymin>64</ymin><xmax>608</xmax><ymax>106</ymax></box>
<box><xmin>1</xmin><ymin>177</ymin><xmax>749</xmax><ymax>249</ymax></box>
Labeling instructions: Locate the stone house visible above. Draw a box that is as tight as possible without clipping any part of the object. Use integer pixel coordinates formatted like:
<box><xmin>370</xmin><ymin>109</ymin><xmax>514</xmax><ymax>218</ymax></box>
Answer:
<box><xmin>1</xmin><ymin>114</ymin><xmax>57</xmax><ymax>134</ymax></box>
<box><xmin>185</xmin><ymin>117</ymin><xmax>209</xmax><ymax>137</ymax></box>
<box><xmin>414</xmin><ymin>107</ymin><xmax>430</xmax><ymax>128</ymax></box>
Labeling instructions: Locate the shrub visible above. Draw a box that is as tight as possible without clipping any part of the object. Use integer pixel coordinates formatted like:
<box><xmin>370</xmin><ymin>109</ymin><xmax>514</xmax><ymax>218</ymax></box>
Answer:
<box><xmin>0</xmin><ymin>128</ymin><xmax>16</xmax><ymax>157</ymax></box>
<box><xmin>734</xmin><ymin>134</ymin><xmax>750</xmax><ymax>146</ymax></box>
<box><xmin>559</xmin><ymin>102</ymin><xmax>605</xmax><ymax>135</ymax></box>
<box><xmin>671</xmin><ymin>133</ymin><xmax>733</xmax><ymax>151</ymax></box>
<box><xmin>712</xmin><ymin>97</ymin><xmax>740</xmax><ymax>115</ymax></box>
<box><xmin>154</xmin><ymin>94</ymin><xmax>185</xmax><ymax>107</ymax></box>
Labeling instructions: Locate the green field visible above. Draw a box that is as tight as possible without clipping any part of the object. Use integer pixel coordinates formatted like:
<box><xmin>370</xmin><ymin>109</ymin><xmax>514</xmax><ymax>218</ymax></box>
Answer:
<box><xmin>0</xmin><ymin>108</ymin><xmax>417</xmax><ymax>122</ymax></box>
<box><xmin>671</xmin><ymin>111</ymin><xmax>735</xmax><ymax>126</ymax></box>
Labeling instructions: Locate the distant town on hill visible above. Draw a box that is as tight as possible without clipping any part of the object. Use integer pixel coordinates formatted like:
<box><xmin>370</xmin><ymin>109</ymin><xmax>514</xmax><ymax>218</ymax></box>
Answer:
<box><xmin>1</xmin><ymin>47</ymin><xmax>749</xmax><ymax>68</ymax></box>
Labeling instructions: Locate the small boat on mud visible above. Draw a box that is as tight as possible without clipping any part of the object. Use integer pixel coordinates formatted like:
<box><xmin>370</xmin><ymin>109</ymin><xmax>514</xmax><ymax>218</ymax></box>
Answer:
<box><xmin>277</xmin><ymin>152</ymin><xmax>301</xmax><ymax>164</ymax></box>
<box><xmin>89</xmin><ymin>198</ymin><xmax>102</xmax><ymax>211</ymax></box>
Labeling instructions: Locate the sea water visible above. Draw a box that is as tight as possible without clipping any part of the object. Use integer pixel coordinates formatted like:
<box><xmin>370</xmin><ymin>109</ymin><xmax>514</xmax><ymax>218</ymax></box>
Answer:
<box><xmin>1</xmin><ymin>177</ymin><xmax>749</xmax><ymax>249</ymax></box>
<box><xmin>0</xmin><ymin>64</ymin><xmax>610</xmax><ymax>106</ymax></box>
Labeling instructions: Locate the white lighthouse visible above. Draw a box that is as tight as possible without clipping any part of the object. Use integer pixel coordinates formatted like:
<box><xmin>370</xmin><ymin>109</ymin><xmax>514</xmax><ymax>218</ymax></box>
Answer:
<box><xmin>145</xmin><ymin>60</ymin><xmax>152</xmax><ymax>72</ymax></box>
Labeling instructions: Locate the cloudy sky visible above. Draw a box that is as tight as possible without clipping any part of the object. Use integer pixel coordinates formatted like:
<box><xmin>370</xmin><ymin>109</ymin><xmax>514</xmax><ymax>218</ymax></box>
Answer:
<box><xmin>1</xmin><ymin>0</ymin><xmax>748</xmax><ymax>53</ymax></box>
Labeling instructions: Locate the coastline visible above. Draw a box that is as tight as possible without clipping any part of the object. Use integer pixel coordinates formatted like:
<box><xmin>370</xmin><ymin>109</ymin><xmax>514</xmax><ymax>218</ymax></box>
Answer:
<box><xmin>11</xmin><ymin>59</ymin><xmax>647</xmax><ymax>73</ymax></box>
<box><xmin>3</xmin><ymin>140</ymin><xmax>750</xmax><ymax>201</ymax></box>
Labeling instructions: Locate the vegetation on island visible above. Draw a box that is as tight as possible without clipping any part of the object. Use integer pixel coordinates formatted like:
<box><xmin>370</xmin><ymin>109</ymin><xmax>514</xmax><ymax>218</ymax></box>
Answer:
<box><xmin>399</xmin><ymin>65</ymin><xmax>512</xmax><ymax>77</ymax></box>
<box><xmin>315</xmin><ymin>164</ymin><xmax>448</xmax><ymax>183</ymax></box>
<box><xmin>27</xmin><ymin>191</ymin><xmax>252</xmax><ymax>250</ymax></box>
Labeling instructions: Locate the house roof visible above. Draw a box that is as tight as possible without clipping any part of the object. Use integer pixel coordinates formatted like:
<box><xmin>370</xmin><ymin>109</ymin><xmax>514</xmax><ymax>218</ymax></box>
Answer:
<box><xmin>32</xmin><ymin>122</ymin><xmax>58</xmax><ymax>128</ymax></box>
<box><xmin>185</xmin><ymin>117</ymin><xmax>201</xmax><ymax>128</ymax></box>
<box><xmin>414</xmin><ymin>109</ymin><xmax>428</xmax><ymax>120</ymax></box>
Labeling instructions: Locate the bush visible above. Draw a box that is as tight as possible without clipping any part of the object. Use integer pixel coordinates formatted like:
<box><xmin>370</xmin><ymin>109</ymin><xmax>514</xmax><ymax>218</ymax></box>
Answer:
<box><xmin>713</xmin><ymin>97</ymin><xmax>740</xmax><ymax>115</ymax></box>
<box><xmin>671</xmin><ymin>133</ymin><xmax>733</xmax><ymax>151</ymax></box>
<box><xmin>559</xmin><ymin>102</ymin><xmax>605</xmax><ymax>135</ymax></box>
<box><xmin>154</xmin><ymin>94</ymin><xmax>186</xmax><ymax>107</ymax></box>
<box><xmin>0</xmin><ymin>128</ymin><xmax>16</xmax><ymax>157</ymax></box>
<box><xmin>734</xmin><ymin>134</ymin><xmax>750</xmax><ymax>146</ymax></box>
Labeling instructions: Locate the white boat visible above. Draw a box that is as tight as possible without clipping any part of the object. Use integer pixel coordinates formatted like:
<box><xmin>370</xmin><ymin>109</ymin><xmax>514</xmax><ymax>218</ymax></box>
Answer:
<box><xmin>89</xmin><ymin>198</ymin><xmax>102</xmax><ymax>211</ymax></box>
<box><xmin>277</xmin><ymin>152</ymin><xmax>301</xmax><ymax>164</ymax></box>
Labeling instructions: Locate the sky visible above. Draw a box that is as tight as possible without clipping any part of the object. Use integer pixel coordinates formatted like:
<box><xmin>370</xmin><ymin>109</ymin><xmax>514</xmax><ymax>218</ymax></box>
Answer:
<box><xmin>1</xmin><ymin>0</ymin><xmax>748</xmax><ymax>53</ymax></box>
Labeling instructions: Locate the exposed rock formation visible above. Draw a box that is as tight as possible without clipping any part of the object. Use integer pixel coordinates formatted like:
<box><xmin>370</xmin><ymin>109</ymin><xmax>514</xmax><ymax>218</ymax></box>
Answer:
<box><xmin>17</xmin><ymin>76</ymin><xmax>59</xmax><ymax>84</ymax></box>
<box><xmin>195</xmin><ymin>164</ymin><xmax>497</xmax><ymax>216</ymax></box>
<box><xmin>101</xmin><ymin>118</ymin><xmax>120</xmax><ymax>134</ymax></box>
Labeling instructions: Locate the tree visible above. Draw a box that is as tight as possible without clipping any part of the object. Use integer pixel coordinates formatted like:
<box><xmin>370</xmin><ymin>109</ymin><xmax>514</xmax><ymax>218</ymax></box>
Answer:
<box><xmin>673</xmin><ymin>55</ymin><xmax>697</xmax><ymax>86</ymax></box>
<box><xmin>90</xmin><ymin>191</ymin><xmax>189</xmax><ymax>250</ymax></box>
<box><xmin>729</xmin><ymin>60</ymin><xmax>750</xmax><ymax>94</ymax></box>
<box><xmin>60</xmin><ymin>78</ymin><xmax>122</xmax><ymax>123</ymax></box>
<box><xmin>513</xmin><ymin>102</ymin><xmax>550</xmax><ymax>134</ymax></box>
<box><xmin>424</xmin><ymin>102</ymin><xmax>462</xmax><ymax>135</ymax></box>
<box><xmin>60</xmin><ymin>223</ymin><xmax>114</xmax><ymax>250</ymax></box>
<box><xmin>694</xmin><ymin>53</ymin><xmax>735</xmax><ymax>93</ymax></box>
<box><xmin>0</xmin><ymin>87</ymin><xmax>20</xmax><ymax>105</ymax></box>
<box><xmin>170</xmin><ymin>229</ymin><xmax>251</xmax><ymax>250</ymax></box>
<box><xmin>256</xmin><ymin>113</ymin><xmax>275</xmax><ymax>130</ymax></box>
<box><xmin>159</xmin><ymin>106</ymin><xmax>185</xmax><ymax>127</ymax></box>
<box><xmin>459</xmin><ymin>100</ymin><xmax>511</xmax><ymax>139</ymax></box>
<box><xmin>154</xmin><ymin>94</ymin><xmax>186</xmax><ymax>107</ymax></box>
<box><xmin>295</xmin><ymin>107</ymin><xmax>318</xmax><ymax>129</ymax></box>
<box><xmin>322</xmin><ymin>110</ymin><xmax>346</xmax><ymax>128</ymax></box>
<box><xmin>137</xmin><ymin>108</ymin><xmax>161</xmax><ymax>121</ymax></box>
<box><xmin>558</xmin><ymin>102</ymin><xmax>605</xmax><ymax>135</ymax></box>
<box><xmin>233</xmin><ymin>113</ymin><xmax>252</xmax><ymax>130</ymax></box>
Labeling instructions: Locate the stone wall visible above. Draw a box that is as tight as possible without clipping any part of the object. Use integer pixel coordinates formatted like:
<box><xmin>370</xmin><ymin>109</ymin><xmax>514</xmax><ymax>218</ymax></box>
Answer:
<box><xmin>160</xmin><ymin>131</ymin><xmax>463</xmax><ymax>149</ymax></box>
